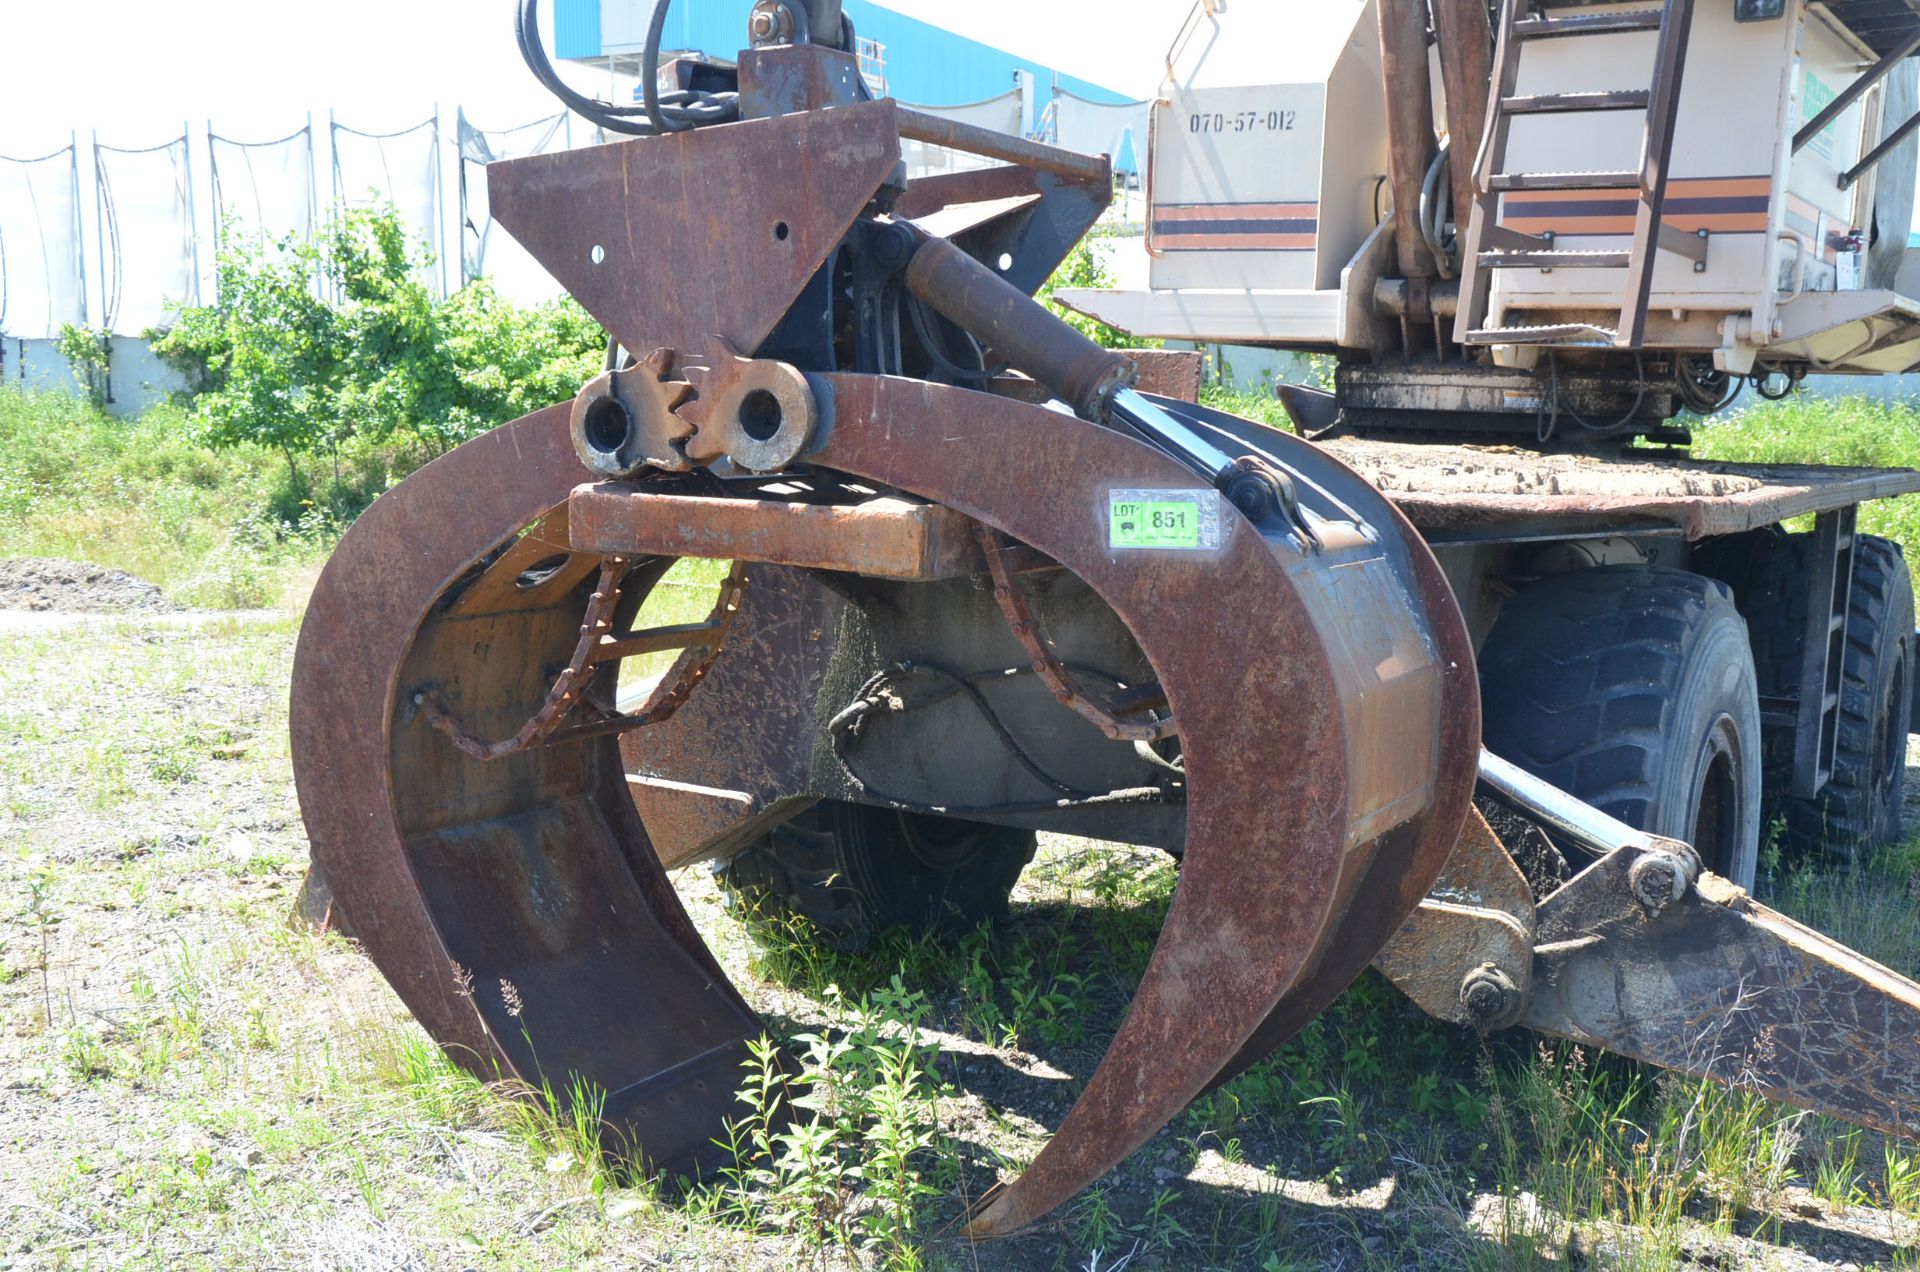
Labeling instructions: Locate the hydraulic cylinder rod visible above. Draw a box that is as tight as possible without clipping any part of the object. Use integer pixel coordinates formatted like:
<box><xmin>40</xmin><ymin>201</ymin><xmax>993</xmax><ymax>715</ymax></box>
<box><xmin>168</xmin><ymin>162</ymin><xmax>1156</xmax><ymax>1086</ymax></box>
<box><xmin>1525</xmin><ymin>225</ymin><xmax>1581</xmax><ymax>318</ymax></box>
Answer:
<box><xmin>901</xmin><ymin>233</ymin><xmax>1238</xmax><ymax>483</ymax></box>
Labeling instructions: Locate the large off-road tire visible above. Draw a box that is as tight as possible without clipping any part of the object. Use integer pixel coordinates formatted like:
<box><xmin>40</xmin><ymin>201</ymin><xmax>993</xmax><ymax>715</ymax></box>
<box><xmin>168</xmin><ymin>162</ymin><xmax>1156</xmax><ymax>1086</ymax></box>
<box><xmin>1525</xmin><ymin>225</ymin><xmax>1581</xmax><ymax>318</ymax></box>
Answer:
<box><xmin>1733</xmin><ymin>532</ymin><xmax>1913</xmax><ymax>862</ymax></box>
<box><xmin>715</xmin><ymin>801</ymin><xmax>1037</xmax><ymax>951</ymax></box>
<box><xmin>1479</xmin><ymin>566</ymin><xmax>1761</xmax><ymax>889</ymax></box>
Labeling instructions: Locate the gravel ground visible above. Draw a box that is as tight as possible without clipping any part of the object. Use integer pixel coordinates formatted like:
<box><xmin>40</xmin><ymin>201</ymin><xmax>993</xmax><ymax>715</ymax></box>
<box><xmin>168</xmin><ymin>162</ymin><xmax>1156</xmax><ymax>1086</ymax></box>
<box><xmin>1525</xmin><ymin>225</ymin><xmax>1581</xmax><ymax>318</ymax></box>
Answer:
<box><xmin>5</xmin><ymin>593</ymin><xmax>1920</xmax><ymax>1269</ymax></box>
<box><xmin>0</xmin><ymin>557</ymin><xmax>174</xmax><ymax>614</ymax></box>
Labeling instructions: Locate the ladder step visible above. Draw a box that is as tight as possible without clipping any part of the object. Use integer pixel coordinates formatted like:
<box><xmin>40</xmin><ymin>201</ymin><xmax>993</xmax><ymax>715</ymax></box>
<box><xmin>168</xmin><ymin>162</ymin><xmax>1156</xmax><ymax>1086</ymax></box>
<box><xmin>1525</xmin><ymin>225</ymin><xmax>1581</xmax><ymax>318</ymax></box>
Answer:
<box><xmin>1479</xmin><ymin>249</ymin><xmax>1632</xmax><ymax>269</ymax></box>
<box><xmin>1502</xmin><ymin>90</ymin><xmax>1651</xmax><ymax>114</ymax></box>
<box><xmin>1464</xmin><ymin>322</ymin><xmax>1620</xmax><ymax>347</ymax></box>
<box><xmin>1515</xmin><ymin>9</ymin><xmax>1665</xmax><ymax>39</ymax></box>
<box><xmin>1489</xmin><ymin>170</ymin><xmax>1643</xmax><ymax>191</ymax></box>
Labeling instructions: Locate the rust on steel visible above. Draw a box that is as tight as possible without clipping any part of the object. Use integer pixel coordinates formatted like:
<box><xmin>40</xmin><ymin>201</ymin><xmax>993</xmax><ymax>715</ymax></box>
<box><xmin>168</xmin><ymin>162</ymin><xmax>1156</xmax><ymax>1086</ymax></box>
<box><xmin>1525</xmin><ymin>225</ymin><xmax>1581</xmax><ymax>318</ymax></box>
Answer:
<box><xmin>1377</xmin><ymin>0</ymin><xmax>1440</xmax><ymax>283</ymax></box>
<box><xmin>803</xmin><ymin>374</ymin><xmax>1480</xmax><ymax>1237</ymax></box>
<box><xmin>290</xmin><ymin>405</ymin><xmax>767</xmax><ymax>1173</ymax></box>
<box><xmin>488</xmin><ymin>100</ymin><xmax>905</xmax><ymax>359</ymax></box>
<box><xmin>677</xmin><ymin>338</ymin><xmax>818</xmax><ymax>471</ymax></box>
<box><xmin>418</xmin><ymin>556</ymin><xmax>634</xmax><ymax>760</ymax></box>
<box><xmin>299</xmin><ymin>372</ymin><xmax>1475</xmax><ymax>1234</ymax></box>
<box><xmin>904</xmin><ymin>231</ymin><xmax>1136</xmax><ymax>420</ymax></box>
<box><xmin>1126</xmin><ymin>349</ymin><xmax>1207</xmax><ymax>403</ymax></box>
<box><xmin>419</xmin><ymin>557</ymin><xmax>750</xmax><ymax>760</ymax></box>
<box><xmin>325</xmin><ymin>93</ymin><xmax>1475</xmax><ymax>1234</ymax></box>
<box><xmin>570</xmin><ymin>348</ymin><xmax>695</xmax><ymax>478</ymax></box>
<box><xmin>1432</xmin><ymin>0</ymin><xmax>1494</xmax><ymax>239</ymax></box>
<box><xmin>568</xmin><ymin>486</ymin><xmax>991</xmax><ymax>581</ymax></box>
<box><xmin>1372</xmin><ymin>806</ymin><xmax>1535</xmax><ymax>1030</ymax></box>
<box><xmin>1362</xmin><ymin>464</ymin><xmax>1920</xmax><ymax>540</ymax></box>
<box><xmin>620</xmin><ymin>562</ymin><xmax>851</xmax><ymax>870</ymax></box>
<box><xmin>973</xmin><ymin>520</ymin><xmax>1177</xmax><ymax>744</ymax></box>
<box><xmin>895</xmin><ymin>106</ymin><xmax>1111</xmax><ymax>185</ymax></box>
<box><xmin>1524</xmin><ymin>846</ymin><xmax>1920</xmax><ymax>1141</ymax></box>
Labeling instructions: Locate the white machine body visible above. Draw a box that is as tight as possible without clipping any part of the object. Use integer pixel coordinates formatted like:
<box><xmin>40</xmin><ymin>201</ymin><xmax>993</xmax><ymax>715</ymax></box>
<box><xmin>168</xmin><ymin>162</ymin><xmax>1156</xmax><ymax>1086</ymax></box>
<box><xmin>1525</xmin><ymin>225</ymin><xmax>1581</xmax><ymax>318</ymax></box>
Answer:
<box><xmin>1063</xmin><ymin>0</ymin><xmax>1920</xmax><ymax>376</ymax></box>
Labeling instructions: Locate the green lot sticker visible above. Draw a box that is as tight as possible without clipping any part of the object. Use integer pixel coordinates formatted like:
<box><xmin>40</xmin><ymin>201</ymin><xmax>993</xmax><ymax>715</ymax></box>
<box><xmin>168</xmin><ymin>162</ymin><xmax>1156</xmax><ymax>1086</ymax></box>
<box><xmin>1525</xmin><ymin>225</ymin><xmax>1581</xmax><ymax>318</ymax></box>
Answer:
<box><xmin>1804</xmin><ymin>71</ymin><xmax>1837</xmax><ymax>161</ymax></box>
<box><xmin>1109</xmin><ymin>488</ymin><xmax>1221</xmax><ymax>551</ymax></box>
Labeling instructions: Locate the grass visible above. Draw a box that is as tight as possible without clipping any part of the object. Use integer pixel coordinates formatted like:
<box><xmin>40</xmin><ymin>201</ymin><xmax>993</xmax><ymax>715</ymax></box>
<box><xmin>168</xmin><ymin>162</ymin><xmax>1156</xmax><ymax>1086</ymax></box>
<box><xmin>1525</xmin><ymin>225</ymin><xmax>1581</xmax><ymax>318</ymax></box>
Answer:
<box><xmin>1692</xmin><ymin>392</ymin><xmax>1920</xmax><ymax>560</ymax></box>
<box><xmin>8</xmin><ymin>383</ymin><xmax>1920</xmax><ymax>1267</ymax></box>
<box><xmin>0</xmin><ymin>387</ymin><xmax>379</xmax><ymax>609</ymax></box>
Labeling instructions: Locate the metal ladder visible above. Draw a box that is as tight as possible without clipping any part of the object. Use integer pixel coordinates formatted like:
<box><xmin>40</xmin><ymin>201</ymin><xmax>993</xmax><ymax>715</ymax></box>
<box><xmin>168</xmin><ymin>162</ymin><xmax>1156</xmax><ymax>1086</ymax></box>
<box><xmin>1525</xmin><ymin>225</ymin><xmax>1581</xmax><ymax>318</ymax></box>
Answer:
<box><xmin>1454</xmin><ymin>0</ymin><xmax>1706</xmax><ymax>349</ymax></box>
<box><xmin>1795</xmin><ymin>508</ymin><xmax>1858</xmax><ymax>799</ymax></box>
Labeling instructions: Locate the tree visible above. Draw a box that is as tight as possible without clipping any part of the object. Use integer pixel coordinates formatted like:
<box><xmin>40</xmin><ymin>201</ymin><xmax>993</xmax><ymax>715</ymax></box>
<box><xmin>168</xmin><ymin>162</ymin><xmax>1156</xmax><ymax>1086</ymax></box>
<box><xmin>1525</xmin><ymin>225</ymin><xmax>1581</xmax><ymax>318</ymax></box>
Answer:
<box><xmin>151</xmin><ymin>205</ymin><xmax>605</xmax><ymax>498</ymax></box>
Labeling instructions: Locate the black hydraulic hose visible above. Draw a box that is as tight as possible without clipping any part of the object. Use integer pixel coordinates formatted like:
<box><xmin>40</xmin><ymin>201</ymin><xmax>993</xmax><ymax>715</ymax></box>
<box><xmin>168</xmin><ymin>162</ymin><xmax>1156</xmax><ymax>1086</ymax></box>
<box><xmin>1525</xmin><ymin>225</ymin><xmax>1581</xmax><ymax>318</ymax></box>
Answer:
<box><xmin>513</xmin><ymin>0</ymin><xmax>740</xmax><ymax>137</ymax></box>
<box><xmin>1419</xmin><ymin>141</ymin><xmax>1455</xmax><ymax>281</ymax></box>
<box><xmin>640</xmin><ymin>0</ymin><xmax>689</xmax><ymax>133</ymax></box>
<box><xmin>905</xmin><ymin>292</ymin><xmax>1005</xmax><ymax>383</ymax></box>
<box><xmin>831</xmin><ymin>662</ymin><xmax>1094</xmax><ymax>799</ymax></box>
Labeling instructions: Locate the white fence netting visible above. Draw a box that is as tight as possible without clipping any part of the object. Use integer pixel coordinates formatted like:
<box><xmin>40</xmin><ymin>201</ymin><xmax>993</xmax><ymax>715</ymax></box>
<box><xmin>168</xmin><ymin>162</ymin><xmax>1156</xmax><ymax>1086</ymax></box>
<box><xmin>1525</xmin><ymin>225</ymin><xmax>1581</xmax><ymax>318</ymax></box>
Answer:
<box><xmin>0</xmin><ymin>145</ymin><xmax>87</xmax><ymax>339</ymax></box>
<box><xmin>209</xmin><ymin>126</ymin><xmax>317</xmax><ymax>247</ymax></box>
<box><xmin>331</xmin><ymin>117</ymin><xmax>442</xmax><ymax>290</ymax></box>
<box><xmin>0</xmin><ymin>79</ymin><xmax>1144</xmax><ymax>338</ymax></box>
<box><xmin>1053</xmin><ymin>90</ymin><xmax>1150</xmax><ymax>175</ymax></box>
<box><xmin>898</xmin><ymin>90</ymin><xmax>1024</xmax><ymax>180</ymax></box>
<box><xmin>96</xmin><ymin>137</ymin><xmax>199</xmax><ymax>333</ymax></box>
<box><xmin>457</xmin><ymin>109</ymin><xmax>568</xmax><ymax>302</ymax></box>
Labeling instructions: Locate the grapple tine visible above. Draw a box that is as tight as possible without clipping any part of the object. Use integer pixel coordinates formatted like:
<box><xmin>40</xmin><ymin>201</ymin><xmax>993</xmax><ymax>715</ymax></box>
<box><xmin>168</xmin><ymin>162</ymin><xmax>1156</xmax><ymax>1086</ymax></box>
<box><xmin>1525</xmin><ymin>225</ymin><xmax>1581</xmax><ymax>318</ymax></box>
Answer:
<box><xmin>801</xmin><ymin>375</ymin><xmax>1479</xmax><ymax>1237</ymax></box>
<box><xmin>291</xmin><ymin>404</ymin><xmax>764</xmax><ymax>1172</ymax></box>
<box><xmin>1191</xmin><ymin>424</ymin><xmax>1484</xmax><ymax>1097</ymax></box>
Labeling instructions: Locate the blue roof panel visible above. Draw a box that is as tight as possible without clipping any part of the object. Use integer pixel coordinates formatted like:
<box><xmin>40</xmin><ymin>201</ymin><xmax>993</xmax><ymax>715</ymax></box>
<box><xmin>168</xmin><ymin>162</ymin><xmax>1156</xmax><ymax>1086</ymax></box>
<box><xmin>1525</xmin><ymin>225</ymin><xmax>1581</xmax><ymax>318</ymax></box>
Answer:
<box><xmin>557</xmin><ymin>1</ymin><xmax>1131</xmax><ymax>106</ymax></box>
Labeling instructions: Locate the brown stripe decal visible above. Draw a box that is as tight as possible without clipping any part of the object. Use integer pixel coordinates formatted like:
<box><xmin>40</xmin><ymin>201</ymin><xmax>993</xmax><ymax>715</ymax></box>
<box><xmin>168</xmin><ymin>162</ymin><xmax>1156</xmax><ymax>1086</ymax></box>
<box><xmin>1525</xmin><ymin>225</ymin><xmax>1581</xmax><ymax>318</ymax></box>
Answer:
<box><xmin>1155</xmin><ymin>202</ymin><xmax>1319</xmax><ymax>220</ymax></box>
<box><xmin>1153</xmin><ymin>201</ymin><xmax>1318</xmax><ymax>252</ymax></box>
<box><xmin>1500</xmin><ymin>176</ymin><xmax>1771</xmax><ymax>237</ymax></box>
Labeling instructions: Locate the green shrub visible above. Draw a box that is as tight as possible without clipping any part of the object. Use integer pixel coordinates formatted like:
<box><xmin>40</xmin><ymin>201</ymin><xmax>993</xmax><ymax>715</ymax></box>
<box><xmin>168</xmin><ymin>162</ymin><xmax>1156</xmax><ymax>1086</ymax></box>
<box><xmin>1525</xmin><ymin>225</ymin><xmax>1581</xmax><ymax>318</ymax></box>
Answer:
<box><xmin>1693</xmin><ymin>394</ymin><xmax>1920</xmax><ymax>559</ymax></box>
<box><xmin>1041</xmin><ymin>235</ymin><xmax>1149</xmax><ymax>350</ymax></box>
<box><xmin>55</xmin><ymin>325</ymin><xmax>114</xmax><ymax>409</ymax></box>
<box><xmin>150</xmin><ymin>206</ymin><xmax>605</xmax><ymax>500</ymax></box>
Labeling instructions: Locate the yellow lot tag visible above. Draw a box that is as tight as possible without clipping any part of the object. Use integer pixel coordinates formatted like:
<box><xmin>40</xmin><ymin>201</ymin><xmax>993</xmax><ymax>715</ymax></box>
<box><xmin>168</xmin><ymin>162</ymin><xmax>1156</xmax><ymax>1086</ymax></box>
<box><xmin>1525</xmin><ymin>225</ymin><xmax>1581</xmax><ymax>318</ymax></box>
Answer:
<box><xmin>1109</xmin><ymin>489</ymin><xmax>1222</xmax><ymax>551</ymax></box>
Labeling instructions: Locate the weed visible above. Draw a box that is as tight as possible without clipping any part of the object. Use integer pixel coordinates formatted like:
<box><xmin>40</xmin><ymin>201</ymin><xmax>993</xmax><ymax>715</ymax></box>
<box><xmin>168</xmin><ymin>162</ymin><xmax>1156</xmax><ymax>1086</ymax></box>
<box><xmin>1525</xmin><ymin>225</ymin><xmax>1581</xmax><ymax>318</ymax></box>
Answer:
<box><xmin>63</xmin><ymin>1024</ymin><xmax>111</xmax><ymax>1081</ymax></box>
<box><xmin>1887</xmin><ymin>1144</ymin><xmax>1920</xmax><ymax>1214</ymax></box>
<box><xmin>1300</xmin><ymin>1086</ymin><xmax>1373</xmax><ymax>1186</ymax></box>
<box><xmin>1812</xmin><ymin>1124</ymin><xmax>1869</xmax><ymax>1209</ymax></box>
<box><xmin>703</xmin><ymin>980</ymin><xmax>942</xmax><ymax>1266</ymax></box>
<box><xmin>1073</xmin><ymin>1185</ymin><xmax>1128</xmax><ymax>1254</ymax></box>
<box><xmin>1142</xmin><ymin>1185</ymin><xmax>1192</xmax><ymax>1249</ymax></box>
<box><xmin>24</xmin><ymin>860</ymin><xmax>59</xmax><ymax>1027</ymax></box>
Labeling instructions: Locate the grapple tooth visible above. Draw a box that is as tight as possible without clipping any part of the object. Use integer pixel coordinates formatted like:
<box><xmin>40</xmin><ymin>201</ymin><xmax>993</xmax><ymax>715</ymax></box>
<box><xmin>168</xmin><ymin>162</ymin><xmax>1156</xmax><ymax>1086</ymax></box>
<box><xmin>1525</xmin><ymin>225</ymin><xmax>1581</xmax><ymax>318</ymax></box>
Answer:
<box><xmin>638</xmin><ymin>346</ymin><xmax>677</xmax><ymax>377</ymax></box>
<box><xmin>291</xmin><ymin>403</ymin><xmax>763</xmax><ymax>1172</ymax></box>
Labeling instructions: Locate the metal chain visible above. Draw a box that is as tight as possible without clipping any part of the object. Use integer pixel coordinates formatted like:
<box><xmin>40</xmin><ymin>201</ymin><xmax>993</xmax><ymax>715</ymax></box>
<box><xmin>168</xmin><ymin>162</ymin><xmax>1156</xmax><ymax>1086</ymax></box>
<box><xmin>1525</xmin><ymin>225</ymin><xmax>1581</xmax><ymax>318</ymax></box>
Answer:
<box><xmin>969</xmin><ymin>520</ymin><xmax>1178</xmax><ymax>745</ymax></box>
<box><xmin>418</xmin><ymin>556</ymin><xmax>749</xmax><ymax>760</ymax></box>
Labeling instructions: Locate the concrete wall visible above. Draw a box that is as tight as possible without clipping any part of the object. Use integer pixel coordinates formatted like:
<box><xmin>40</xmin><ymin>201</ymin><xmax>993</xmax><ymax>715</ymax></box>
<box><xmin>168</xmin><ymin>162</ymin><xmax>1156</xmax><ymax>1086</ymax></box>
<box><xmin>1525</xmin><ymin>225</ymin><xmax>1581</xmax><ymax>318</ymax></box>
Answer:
<box><xmin>1</xmin><ymin>336</ymin><xmax>190</xmax><ymax>418</ymax></box>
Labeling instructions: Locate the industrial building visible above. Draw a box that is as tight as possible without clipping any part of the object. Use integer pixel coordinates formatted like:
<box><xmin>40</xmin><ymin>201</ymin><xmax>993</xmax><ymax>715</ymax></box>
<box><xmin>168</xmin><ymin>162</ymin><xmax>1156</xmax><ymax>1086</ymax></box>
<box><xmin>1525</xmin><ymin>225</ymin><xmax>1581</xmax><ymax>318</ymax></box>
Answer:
<box><xmin>550</xmin><ymin>0</ymin><xmax>1145</xmax><ymax>172</ymax></box>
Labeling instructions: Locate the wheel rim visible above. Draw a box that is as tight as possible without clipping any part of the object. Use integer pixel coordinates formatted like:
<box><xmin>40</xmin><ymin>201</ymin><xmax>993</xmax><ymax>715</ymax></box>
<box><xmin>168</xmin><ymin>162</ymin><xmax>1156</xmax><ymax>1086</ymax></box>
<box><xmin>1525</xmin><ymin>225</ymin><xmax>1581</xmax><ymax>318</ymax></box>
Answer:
<box><xmin>895</xmin><ymin>810</ymin><xmax>987</xmax><ymax>871</ymax></box>
<box><xmin>1693</xmin><ymin>713</ymin><xmax>1741</xmax><ymax>877</ymax></box>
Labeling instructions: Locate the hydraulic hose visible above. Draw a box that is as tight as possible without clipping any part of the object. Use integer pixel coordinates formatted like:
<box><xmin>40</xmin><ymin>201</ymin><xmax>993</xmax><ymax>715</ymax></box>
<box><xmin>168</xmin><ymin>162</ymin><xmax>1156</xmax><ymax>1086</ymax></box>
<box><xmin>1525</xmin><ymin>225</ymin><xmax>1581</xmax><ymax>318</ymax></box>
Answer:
<box><xmin>514</xmin><ymin>0</ymin><xmax>740</xmax><ymax>137</ymax></box>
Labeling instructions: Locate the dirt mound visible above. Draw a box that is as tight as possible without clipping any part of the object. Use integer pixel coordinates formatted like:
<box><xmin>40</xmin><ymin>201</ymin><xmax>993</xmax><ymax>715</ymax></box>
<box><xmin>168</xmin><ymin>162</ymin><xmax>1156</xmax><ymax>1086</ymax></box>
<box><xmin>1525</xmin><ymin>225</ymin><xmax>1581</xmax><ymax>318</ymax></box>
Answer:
<box><xmin>1322</xmin><ymin>437</ymin><xmax>1770</xmax><ymax>499</ymax></box>
<box><xmin>0</xmin><ymin>557</ymin><xmax>175</xmax><ymax>613</ymax></box>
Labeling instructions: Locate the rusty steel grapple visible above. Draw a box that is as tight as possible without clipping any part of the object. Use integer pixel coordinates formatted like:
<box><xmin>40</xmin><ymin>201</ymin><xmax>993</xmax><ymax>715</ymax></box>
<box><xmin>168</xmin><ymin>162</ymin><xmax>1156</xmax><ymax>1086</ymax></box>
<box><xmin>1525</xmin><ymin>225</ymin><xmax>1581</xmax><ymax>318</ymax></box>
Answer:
<box><xmin>290</xmin><ymin>10</ymin><xmax>1920</xmax><ymax>1240</ymax></box>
